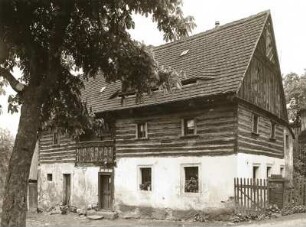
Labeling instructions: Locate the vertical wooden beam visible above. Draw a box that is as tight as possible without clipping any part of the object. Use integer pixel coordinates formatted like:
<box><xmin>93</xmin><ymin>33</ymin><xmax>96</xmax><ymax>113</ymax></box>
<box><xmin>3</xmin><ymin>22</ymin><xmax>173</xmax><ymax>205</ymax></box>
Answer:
<box><xmin>243</xmin><ymin>178</ymin><xmax>246</xmax><ymax>211</ymax></box>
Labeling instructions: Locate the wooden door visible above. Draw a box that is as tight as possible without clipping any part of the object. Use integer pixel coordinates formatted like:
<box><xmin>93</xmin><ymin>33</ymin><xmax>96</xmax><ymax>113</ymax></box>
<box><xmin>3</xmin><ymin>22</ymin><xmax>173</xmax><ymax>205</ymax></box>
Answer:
<box><xmin>28</xmin><ymin>182</ymin><xmax>38</xmax><ymax>211</ymax></box>
<box><xmin>99</xmin><ymin>173</ymin><xmax>112</xmax><ymax>210</ymax></box>
<box><xmin>63</xmin><ymin>174</ymin><xmax>71</xmax><ymax>206</ymax></box>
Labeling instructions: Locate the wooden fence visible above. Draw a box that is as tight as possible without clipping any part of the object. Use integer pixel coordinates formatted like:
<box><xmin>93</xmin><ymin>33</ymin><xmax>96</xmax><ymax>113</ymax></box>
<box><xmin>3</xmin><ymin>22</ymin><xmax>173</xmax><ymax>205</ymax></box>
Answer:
<box><xmin>234</xmin><ymin>178</ymin><xmax>268</xmax><ymax>214</ymax></box>
<box><xmin>284</xmin><ymin>177</ymin><xmax>306</xmax><ymax>206</ymax></box>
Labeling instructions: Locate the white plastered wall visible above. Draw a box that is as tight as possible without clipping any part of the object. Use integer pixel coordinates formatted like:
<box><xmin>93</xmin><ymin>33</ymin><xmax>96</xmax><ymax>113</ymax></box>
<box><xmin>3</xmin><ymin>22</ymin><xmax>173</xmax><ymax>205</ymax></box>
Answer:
<box><xmin>114</xmin><ymin>155</ymin><xmax>237</xmax><ymax>210</ymax></box>
<box><xmin>38</xmin><ymin>163</ymin><xmax>106</xmax><ymax>209</ymax></box>
<box><xmin>236</xmin><ymin>153</ymin><xmax>285</xmax><ymax>179</ymax></box>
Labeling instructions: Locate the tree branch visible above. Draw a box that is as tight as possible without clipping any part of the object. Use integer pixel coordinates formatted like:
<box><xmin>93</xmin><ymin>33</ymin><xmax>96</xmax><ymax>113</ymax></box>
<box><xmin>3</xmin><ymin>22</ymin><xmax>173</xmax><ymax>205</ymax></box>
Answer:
<box><xmin>0</xmin><ymin>66</ymin><xmax>26</xmax><ymax>93</ymax></box>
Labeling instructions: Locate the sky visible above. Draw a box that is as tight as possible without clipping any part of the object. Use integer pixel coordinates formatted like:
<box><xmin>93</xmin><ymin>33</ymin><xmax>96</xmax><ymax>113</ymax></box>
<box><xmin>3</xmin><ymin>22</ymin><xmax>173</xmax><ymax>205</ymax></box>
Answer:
<box><xmin>1</xmin><ymin>0</ymin><xmax>306</xmax><ymax>135</ymax></box>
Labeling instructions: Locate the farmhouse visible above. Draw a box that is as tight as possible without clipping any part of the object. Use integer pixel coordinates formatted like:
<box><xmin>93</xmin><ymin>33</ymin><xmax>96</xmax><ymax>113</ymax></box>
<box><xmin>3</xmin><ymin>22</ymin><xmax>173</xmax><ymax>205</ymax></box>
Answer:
<box><xmin>37</xmin><ymin>11</ymin><xmax>293</xmax><ymax>218</ymax></box>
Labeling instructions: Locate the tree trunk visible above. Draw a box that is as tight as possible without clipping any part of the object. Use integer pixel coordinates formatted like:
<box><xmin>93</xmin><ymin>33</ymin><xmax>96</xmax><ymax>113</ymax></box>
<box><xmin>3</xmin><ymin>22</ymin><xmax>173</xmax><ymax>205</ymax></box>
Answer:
<box><xmin>1</xmin><ymin>90</ymin><xmax>42</xmax><ymax>227</ymax></box>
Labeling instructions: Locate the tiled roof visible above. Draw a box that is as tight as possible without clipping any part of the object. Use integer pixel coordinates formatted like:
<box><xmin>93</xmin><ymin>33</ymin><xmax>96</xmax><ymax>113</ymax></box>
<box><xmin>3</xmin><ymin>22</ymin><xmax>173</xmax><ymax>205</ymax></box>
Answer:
<box><xmin>83</xmin><ymin>11</ymin><xmax>270</xmax><ymax>113</ymax></box>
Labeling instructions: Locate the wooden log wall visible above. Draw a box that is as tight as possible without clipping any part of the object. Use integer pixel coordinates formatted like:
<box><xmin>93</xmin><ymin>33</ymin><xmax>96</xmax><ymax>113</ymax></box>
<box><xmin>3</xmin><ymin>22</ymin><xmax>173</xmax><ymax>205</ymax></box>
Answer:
<box><xmin>39</xmin><ymin>131</ymin><xmax>77</xmax><ymax>163</ymax></box>
<box><xmin>238</xmin><ymin>27</ymin><xmax>287</xmax><ymax>121</ymax></box>
<box><xmin>237</xmin><ymin>104</ymin><xmax>285</xmax><ymax>158</ymax></box>
<box><xmin>115</xmin><ymin>101</ymin><xmax>237</xmax><ymax>157</ymax></box>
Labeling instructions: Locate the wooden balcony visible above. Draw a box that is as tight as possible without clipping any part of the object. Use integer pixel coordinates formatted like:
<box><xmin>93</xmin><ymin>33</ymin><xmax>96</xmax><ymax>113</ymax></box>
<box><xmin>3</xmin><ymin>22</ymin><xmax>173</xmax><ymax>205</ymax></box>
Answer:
<box><xmin>75</xmin><ymin>140</ymin><xmax>115</xmax><ymax>166</ymax></box>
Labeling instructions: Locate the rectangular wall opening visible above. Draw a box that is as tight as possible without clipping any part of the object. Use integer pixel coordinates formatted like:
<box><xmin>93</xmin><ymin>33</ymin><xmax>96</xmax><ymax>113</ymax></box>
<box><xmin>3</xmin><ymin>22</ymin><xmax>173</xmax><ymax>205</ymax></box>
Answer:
<box><xmin>184</xmin><ymin>166</ymin><xmax>199</xmax><ymax>193</ymax></box>
<box><xmin>139</xmin><ymin>167</ymin><xmax>152</xmax><ymax>191</ymax></box>
<box><xmin>63</xmin><ymin>174</ymin><xmax>71</xmax><ymax>206</ymax></box>
<box><xmin>253</xmin><ymin>166</ymin><xmax>259</xmax><ymax>179</ymax></box>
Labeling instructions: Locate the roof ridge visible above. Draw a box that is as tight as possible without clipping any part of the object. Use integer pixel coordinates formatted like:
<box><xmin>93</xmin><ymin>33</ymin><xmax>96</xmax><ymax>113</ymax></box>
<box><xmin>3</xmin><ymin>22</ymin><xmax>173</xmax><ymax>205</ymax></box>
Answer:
<box><xmin>154</xmin><ymin>10</ymin><xmax>270</xmax><ymax>51</ymax></box>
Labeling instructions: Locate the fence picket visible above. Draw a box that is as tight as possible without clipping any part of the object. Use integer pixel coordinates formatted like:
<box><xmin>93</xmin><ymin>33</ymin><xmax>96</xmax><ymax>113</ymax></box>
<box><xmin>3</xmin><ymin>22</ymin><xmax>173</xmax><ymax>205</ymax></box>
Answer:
<box><xmin>234</xmin><ymin>177</ymin><xmax>268</xmax><ymax>214</ymax></box>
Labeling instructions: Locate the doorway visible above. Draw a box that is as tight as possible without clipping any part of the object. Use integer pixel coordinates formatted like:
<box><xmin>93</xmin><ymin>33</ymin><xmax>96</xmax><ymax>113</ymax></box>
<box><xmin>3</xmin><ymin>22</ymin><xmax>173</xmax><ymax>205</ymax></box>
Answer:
<box><xmin>63</xmin><ymin>174</ymin><xmax>71</xmax><ymax>206</ymax></box>
<box><xmin>98</xmin><ymin>172</ymin><xmax>113</xmax><ymax>210</ymax></box>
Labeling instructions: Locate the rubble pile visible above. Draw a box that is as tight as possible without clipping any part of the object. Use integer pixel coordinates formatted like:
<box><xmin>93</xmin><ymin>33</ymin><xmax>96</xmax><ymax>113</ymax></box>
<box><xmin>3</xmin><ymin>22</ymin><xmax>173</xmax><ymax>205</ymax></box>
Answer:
<box><xmin>281</xmin><ymin>204</ymin><xmax>306</xmax><ymax>216</ymax></box>
<box><xmin>193</xmin><ymin>213</ymin><xmax>206</xmax><ymax>222</ymax></box>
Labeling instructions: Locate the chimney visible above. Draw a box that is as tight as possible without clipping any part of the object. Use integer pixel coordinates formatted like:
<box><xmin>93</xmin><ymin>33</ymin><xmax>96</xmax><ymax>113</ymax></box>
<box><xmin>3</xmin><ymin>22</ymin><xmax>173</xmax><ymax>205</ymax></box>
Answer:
<box><xmin>215</xmin><ymin>21</ymin><xmax>220</xmax><ymax>28</ymax></box>
<box><xmin>300</xmin><ymin>108</ymin><xmax>306</xmax><ymax>132</ymax></box>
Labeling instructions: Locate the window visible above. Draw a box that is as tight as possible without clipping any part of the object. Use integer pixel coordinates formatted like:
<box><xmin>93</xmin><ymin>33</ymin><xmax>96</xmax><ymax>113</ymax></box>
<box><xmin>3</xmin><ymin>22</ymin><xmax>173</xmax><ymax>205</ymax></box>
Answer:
<box><xmin>53</xmin><ymin>132</ymin><xmax>59</xmax><ymax>145</ymax></box>
<box><xmin>252</xmin><ymin>114</ymin><xmax>259</xmax><ymax>134</ymax></box>
<box><xmin>266</xmin><ymin>166</ymin><xmax>272</xmax><ymax>178</ymax></box>
<box><xmin>136</xmin><ymin>122</ymin><xmax>147</xmax><ymax>139</ymax></box>
<box><xmin>253</xmin><ymin>166</ymin><xmax>260</xmax><ymax>179</ymax></box>
<box><xmin>280</xmin><ymin>166</ymin><xmax>284</xmax><ymax>177</ymax></box>
<box><xmin>139</xmin><ymin>167</ymin><xmax>152</xmax><ymax>191</ymax></box>
<box><xmin>182</xmin><ymin>119</ymin><xmax>196</xmax><ymax>136</ymax></box>
<box><xmin>47</xmin><ymin>174</ymin><xmax>53</xmax><ymax>181</ymax></box>
<box><xmin>270</xmin><ymin>122</ymin><xmax>276</xmax><ymax>140</ymax></box>
<box><xmin>285</xmin><ymin>134</ymin><xmax>289</xmax><ymax>150</ymax></box>
<box><xmin>184</xmin><ymin>166</ymin><xmax>199</xmax><ymax>193</ymax></box>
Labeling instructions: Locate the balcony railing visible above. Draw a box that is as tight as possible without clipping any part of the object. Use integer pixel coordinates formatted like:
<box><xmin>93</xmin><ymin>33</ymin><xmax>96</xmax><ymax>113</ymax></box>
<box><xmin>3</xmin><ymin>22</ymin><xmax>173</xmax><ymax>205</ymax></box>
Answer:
<box><xmin>75</xmin><ymin>140</ymin><xmax>115</xmax><ymax>165</ymax></box>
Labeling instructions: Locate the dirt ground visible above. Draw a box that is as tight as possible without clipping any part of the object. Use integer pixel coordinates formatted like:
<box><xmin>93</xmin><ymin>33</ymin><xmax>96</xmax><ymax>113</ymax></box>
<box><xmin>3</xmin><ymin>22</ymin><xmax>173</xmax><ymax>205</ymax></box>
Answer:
<box><xmin>25</xmin><ymin>212</ymin><xmax>306</xmax><ymax>227</ymax></box>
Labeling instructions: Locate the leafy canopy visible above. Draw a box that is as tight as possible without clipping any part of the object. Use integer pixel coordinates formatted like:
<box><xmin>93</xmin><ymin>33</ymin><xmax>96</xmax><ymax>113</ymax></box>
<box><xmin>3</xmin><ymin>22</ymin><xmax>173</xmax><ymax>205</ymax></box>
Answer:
<box><xmin>283</xmin><ymin>72</ymin><xmax>306</xmax><ymax>123</ymax></box>
<box><xmin>0</xmin><ymin>0</ymin><xmax>195</xmax><ymax>136</ymax></box>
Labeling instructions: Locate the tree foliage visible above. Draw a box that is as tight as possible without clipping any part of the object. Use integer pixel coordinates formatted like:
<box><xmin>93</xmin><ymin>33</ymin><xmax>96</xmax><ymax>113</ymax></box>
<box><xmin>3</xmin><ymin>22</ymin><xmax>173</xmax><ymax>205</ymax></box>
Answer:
<box><xmin>283</xmin><ymin>72</ymin><xmax>306</xmax><ymax>123</ymax></box>
<box><xmin>0</xmin><ymin>0</ymin><xmax>195</xmax><ymax>136</ymax></box>
<box><xmin>0</xmin><ymin>1</ymin><xmax>195</xmax><ymax>226</ymax></box>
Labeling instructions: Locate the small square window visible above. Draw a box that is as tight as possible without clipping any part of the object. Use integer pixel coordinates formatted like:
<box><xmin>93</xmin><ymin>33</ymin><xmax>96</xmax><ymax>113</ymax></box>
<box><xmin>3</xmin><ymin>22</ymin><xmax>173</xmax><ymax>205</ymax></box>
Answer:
<box><xmin>252</xmin><ymin>114</ymin><xmax>259</xmax><ymax>134</ymax></box>
<box><xmin>47</xmin><ymin>174</ymin><xmax>53</xmax><ymax>181</ymax></box>
<box><xmin>139</xmin><ymin>167</ymin><xmax>151</xmax><ymax>191</ymax></box>
<box><xmin>183</xmin><ymin>119</ymin><xmax>196</xmax><ymax>136</ymax></box>
<box><xmin>136</xmin><ymin>123</ymin><xmax>147</xmax><ymax>139</ymax></box>
<box><xmin>53</xmin><ymin>132</ymin><xmax>59</xmax><ymax>145</ymax></box>
<box><xmin>184</xmin><ymin>166</ymin><xmax>199</xmax><ymax>193</ymax></box>
<box><xmin>270</xmin><ymin>122</ymin><xmax>276</xmax><ymax>139</ymax></box>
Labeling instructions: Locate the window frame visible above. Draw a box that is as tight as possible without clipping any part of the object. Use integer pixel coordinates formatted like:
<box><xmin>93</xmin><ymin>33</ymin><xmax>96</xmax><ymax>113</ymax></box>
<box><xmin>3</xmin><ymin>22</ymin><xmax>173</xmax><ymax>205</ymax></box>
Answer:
<box><xmin>53</xmin><ymin>131</ymin><xmax>60</xmax><ymax>145</ymax></box>
<box><xmin>138</xmin><ymin>166</ymin><xmax>153</xmax><ymax>192</ymax></box>
<box><xmin>280</xmin><ymin>166</ymin><xmax>285</xmax><ymax>177</ymax></box>
<box><xmin>135</xmin><ymin>122</ymin><xmax>148</xmax><ymax>139</ymax></box>
<box><xmin>181</xmin><ymin>118</ymin><xmax>197</xmax><ymax>136</ymax></box>
<box><xmin>252</xmin><ymin>113</ymin><xmax>259</xmax><ymax>135</ymax></box>
<box><xmin>181</xmin><ymin>163</ymin><xmax>201</xmax><ymax>195</ymax></box>
<box><xmin>252</xmin><ymin>164</ymin><xmax>260</xmax><ymax>179</ymax></box>
<box><xmin>266</xmin><ymin>165</ymin><xmax>272</xmax><ymax>178</ymax></box>
<box><xmin>285</xmin><ymin>134</ymin><xmax>289</xmax><ymax>150</ymax></box>
<box><xmin>47</xmin><ymin>173</ymin><xmax>53</xmax><ymax>182</ymax></box>
<box><xmin>270</xmin><ymin>121</ymin><xmax>276</xmax><ymax>141</ymax></box>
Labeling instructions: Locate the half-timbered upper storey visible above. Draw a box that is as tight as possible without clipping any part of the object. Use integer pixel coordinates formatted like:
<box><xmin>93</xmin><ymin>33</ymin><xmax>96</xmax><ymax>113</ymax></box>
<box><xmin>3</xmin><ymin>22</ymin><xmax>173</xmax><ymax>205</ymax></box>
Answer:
<box><xmin>39</xmin><ymin>11</ymin><xmax>292</xmax><ymax>163</ymax></box>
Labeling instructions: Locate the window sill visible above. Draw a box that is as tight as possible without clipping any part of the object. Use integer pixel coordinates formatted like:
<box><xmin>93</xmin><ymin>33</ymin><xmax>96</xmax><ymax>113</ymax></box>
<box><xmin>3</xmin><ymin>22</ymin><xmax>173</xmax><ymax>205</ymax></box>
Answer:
<box><xmin>181</xmin><ymin>192</ymin><xmax>201</xmax><ymax>196</ymax></box>
<box><xmin>251</xmin><ymin>132</ymin><xmax>259</xmax><ymax>137</ymax></box>
<box><xmin>138</xmin><ymin>190</ymin><xmax>152</xmax><ymax>193</ymax></box>
<box><xmin>180</xmin><ymin>134</ymin><xmax>199</xmax><ymax>139</ymax></box>
<box><xmin>269</xmin><ymin>138</ymin><xmax>276</xmax><ymax>142</ymax></box>
<box><xmin>135</xmin><ymin>138</ymin><xmax>149</xmax><ymax>141</ymax></box>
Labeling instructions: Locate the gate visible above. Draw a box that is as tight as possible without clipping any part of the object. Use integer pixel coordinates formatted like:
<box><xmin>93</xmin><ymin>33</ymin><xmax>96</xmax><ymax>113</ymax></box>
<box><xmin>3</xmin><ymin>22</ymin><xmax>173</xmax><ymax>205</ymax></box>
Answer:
<box><xmin>234</xmin><ymin>178</ymin><xmax>268</xmax><ymax>214</ymax></box>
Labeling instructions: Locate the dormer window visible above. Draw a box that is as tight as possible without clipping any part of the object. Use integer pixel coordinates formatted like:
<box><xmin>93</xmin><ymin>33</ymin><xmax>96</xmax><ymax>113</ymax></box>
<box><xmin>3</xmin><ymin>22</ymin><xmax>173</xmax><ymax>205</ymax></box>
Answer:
<box><xmin>180</xmin><ymin>49</ymin><xmax>189</xmax><ymax>56</ymax></box>
<box><xmin>182</xmin><ymin>78</ymin><xmax>197</xmax><ymax>86</ymax></box>
<box><xmin>100</xmin><ymin>86</ymin><xmax>106</xmax><ymax>93</ymax></box>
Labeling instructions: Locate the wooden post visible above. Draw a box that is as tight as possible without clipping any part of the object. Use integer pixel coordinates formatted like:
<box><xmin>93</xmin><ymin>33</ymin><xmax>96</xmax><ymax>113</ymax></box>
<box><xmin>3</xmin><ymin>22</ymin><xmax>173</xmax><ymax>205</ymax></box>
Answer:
<box><xmin>234</xmin><ymin>177</ymin><xmax>238</xmax><ymax>212</ymax></box>
<box><xmin>243</xmin><ymin>178</ymin><xmax>246</xmax><ymax>211</ymax></box>
<box><xmin>240</xmin><ymin>178</ymin><xmax>243</xmax><ymax>213</ymax></box>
